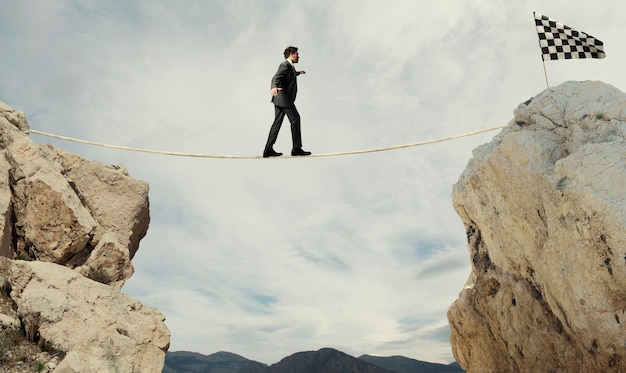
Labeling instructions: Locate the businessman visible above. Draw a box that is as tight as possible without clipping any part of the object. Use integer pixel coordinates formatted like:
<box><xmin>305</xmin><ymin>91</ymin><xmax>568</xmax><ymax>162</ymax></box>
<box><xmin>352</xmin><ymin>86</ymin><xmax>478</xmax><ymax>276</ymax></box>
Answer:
<box><xmin>263</xmin><ymin>46</ymin><xmax>312</xmax><ymax>157</ymax></box>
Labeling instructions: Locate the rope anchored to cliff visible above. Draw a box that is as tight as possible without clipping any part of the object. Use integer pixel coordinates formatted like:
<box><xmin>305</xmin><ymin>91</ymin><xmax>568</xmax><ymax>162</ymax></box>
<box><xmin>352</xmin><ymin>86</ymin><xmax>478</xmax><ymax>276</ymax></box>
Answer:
<box><xmin>29</xmin><ymin>125</ymin><xmax>505</xmax><ymax>159</ymax></box>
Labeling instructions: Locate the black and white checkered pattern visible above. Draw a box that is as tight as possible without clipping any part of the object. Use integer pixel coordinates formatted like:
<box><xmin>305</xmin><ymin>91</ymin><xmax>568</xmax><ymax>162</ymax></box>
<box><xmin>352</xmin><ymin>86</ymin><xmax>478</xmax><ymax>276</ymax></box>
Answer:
<box><xmin>534</xmin><ymin>12</ymin><xmax>605</xmax><ymax>61</ymax></box>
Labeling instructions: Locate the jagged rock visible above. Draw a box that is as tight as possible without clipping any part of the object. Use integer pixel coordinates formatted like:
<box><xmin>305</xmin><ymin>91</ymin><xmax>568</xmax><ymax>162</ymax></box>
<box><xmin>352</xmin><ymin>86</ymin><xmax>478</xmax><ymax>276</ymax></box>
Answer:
<box><xmin>0</xmin><ymin>100</ymin><xmax>29</xmax><ymax>133</ymax></box>
<box><xmin>0</xmin><ymin>100</ymin><xmax>168</xmax><ymax>372</ymax></box>
<box><xmin>0</xmin><ymin>100</ymin><xmax>149</xmax><ymax>284</ymax></box>
<box><xmin>1</xmin><ymin>257</ymin><xmax>170</xmax><ymax>372</ymax></box>
<box><xmin>9</xmin><ymin>135</ymin><xmax>98</xmax><ymax>264</ymax></box>
<box><xmin>48</xmin><ymin>146</ymin><xmax>149</xmax><ymax>257</ymax></box>
<box><xmin>448</xmin><ymin>81</ymin><xmax>626</xmax><ymax>372</ymax></box>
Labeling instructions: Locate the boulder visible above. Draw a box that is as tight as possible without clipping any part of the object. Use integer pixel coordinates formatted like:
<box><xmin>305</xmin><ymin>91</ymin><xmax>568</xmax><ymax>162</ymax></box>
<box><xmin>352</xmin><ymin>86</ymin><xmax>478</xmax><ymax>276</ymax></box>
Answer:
<box><xmin>448</xmin><ymin>81</ymin><xmax>626</xmax><ymax>372</ymax></box>
<box><xmin>0</xmin><ymin>100</ymin><xmax>149</xmax><ymax>284</ymax></box>
<box><xmin>1</xmin><ymin>257</ymin><xmax>169</xmax><ymax>372</ymax></box>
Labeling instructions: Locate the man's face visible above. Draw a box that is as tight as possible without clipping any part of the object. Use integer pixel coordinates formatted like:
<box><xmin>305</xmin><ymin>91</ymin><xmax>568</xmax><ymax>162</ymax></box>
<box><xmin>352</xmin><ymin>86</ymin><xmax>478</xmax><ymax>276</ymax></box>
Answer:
<box><xmin>289</xmin><ymin>51</ymin><xmax>299</xmax><ymax>63</ymax></box>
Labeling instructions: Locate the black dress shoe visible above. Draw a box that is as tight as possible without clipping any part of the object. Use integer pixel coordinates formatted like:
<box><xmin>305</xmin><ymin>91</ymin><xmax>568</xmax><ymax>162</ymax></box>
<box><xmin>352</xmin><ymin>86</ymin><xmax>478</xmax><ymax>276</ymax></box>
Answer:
<box><xmin>291</xmin><ymin>148</ymin><xmax>312</xmax><ymax>156</ymax></box>
<box><xmin>263</xmin><ymin>149</ymin><xmax>283</xmax><ymax>158</ymax></box>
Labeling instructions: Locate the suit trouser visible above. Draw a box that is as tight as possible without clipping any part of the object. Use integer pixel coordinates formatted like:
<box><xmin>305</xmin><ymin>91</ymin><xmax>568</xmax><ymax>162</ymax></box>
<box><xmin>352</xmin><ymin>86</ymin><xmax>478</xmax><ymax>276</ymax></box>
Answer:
<box><xmin>264</xmin><ymin>105</ymin><xmax>302</xmax><ymax>152</ymax></box>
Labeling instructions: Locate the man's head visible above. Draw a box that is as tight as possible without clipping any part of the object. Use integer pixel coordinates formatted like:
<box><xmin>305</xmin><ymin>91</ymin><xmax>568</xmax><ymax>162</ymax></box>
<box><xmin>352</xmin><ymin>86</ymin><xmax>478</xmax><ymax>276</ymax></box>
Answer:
<box><xmin>284</xmin><ymin>46</ymin><xmax>299</xmax><ymax>63</ymax></box>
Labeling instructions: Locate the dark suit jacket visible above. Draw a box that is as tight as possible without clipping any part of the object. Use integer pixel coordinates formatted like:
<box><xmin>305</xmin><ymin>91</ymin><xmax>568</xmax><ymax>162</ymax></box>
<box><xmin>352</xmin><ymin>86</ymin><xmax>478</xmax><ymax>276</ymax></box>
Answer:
<box><xmin>271</xmin><ymin>60</ymin><xmax>300</xmax><ymax>108</ymax></box>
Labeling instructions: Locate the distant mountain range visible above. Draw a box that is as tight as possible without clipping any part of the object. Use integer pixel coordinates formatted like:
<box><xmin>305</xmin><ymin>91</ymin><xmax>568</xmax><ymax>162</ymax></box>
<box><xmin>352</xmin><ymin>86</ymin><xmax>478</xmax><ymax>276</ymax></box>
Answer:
<box><xmin>162</xmin><ymin>348</ymin><xmax>465</xmax><ymax>373</ymax></box>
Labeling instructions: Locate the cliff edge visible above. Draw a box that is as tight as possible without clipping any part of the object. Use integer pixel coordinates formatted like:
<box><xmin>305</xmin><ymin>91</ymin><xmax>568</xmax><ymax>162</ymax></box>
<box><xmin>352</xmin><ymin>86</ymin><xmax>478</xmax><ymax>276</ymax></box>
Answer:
<box><xmin>448</xmin><ymin>81</ymin><xmax>626</xmax><ymax>372</ymax></box>
<box><xmin>0</xmin><ymin>101</ymin><xmax>169</xmax><ymax>372</ymax></box>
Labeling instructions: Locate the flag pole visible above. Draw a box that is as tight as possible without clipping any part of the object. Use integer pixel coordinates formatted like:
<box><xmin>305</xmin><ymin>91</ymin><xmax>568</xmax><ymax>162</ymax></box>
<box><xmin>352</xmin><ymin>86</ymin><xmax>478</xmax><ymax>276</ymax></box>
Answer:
<box><xmin>534</xmin><ymin>11</ymin><xmax>605</xmax><ymax>89</ymax></box>
<box><xmin>541</xmin><ymin>59</ymin><xmax>549</xmax><ymax>88</ymax></box>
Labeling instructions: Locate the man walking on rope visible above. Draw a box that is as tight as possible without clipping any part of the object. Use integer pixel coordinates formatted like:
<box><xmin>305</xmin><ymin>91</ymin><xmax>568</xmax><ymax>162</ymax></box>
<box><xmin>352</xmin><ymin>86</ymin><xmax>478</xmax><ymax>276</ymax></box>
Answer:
<box><xmin>263</xmin><ymin>46</ymin><xmax>311</xmax><ymax>157</ymax></box>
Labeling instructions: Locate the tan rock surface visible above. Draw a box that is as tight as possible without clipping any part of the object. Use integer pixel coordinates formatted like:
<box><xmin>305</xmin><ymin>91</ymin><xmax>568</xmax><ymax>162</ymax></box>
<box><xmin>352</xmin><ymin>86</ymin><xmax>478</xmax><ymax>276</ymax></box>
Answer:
<box><xmin>0</xmin><ymin>100</ymin><xmax>149</xmax><ymax>284</ymax></box>
<box><xmin>0</xmin><ymin>100</ymin><xmax>168</xmax><ymax>371</ymax></box>
<box><xmin>449</xmin><ymin>81</ymin><xmax>626</xmax><ymax>372</ymax></box>
<box><xmin>1</xmin><ymin>257</ymin><xmax>169</xmax><ymax>372</ymax></box>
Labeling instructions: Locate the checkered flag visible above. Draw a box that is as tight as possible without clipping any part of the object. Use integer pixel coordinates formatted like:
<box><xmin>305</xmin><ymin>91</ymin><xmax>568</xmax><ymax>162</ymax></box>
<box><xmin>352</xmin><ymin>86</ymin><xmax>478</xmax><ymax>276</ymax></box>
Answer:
<box><xmin>534</xmin><ymin>12</ymin><xmax>605</xmax><ymax>61</ymax></box>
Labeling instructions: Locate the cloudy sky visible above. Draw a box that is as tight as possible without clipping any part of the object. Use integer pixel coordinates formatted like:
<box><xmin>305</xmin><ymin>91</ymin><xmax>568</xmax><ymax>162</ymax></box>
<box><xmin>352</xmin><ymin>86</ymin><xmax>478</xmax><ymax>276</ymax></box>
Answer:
<box><xmin>1</xmin><ymin>0</ymin><xmax>625</xmax><ymax>365</ymax></box>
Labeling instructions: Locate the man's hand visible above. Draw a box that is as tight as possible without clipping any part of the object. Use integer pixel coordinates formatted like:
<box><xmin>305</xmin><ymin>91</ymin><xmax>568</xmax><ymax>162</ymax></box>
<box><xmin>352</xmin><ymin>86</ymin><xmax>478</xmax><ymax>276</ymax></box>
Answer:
<box><xmin>270</xmin><ymin>87</ymin><xmax>283</xmax><ymax>96</ymax></box>
<box><xmin>298</xmin><ymin>71</ymin><xmax>306</xmax><ymax>75</ymax></box>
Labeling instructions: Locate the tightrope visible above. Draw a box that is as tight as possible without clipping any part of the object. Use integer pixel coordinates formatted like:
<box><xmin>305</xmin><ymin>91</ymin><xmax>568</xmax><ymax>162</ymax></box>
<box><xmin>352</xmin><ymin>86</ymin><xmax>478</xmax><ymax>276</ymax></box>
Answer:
<box><xmin>29</xmin><ymin>125</ymin><xmax>505</xmax><ymax>159</ymax></box>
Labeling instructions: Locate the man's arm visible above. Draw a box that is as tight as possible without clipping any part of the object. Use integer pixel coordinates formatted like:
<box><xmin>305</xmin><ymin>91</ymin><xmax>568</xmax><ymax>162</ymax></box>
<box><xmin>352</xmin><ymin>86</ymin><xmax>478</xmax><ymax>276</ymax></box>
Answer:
<box><xmin>270</xmin><ymin>62</ymin><xmax>290</xmax><ymax>96</ymax></box>
<box><xmin>271</xmin><ymin>62</ymin><xmax>289</xmax><ymax>89</ymax></box>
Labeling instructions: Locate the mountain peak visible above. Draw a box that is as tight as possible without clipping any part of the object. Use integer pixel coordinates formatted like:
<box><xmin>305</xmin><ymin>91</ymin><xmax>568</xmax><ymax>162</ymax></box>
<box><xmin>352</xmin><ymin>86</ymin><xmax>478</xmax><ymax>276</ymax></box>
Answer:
<box><xmin>450</xmin><ymin>80</ymin><xmax>626</xmax><ymax>371</ymax></box>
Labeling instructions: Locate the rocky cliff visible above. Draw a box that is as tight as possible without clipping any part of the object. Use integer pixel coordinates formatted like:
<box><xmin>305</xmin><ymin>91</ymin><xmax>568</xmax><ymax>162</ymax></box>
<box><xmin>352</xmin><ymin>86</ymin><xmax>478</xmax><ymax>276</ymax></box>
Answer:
<box><xmin>448</xmin><ymin>81</ymin><xmax>626</xmax><ymax>372</ymax></box>
<box><xmin>0</xmin><ymin>101</ymin><xmax>149</xmax><ymax>285</ymax></box>
<box><xmin>0</xmin><ymin>100</ymin><xmax>169</xmax><ymax>372</ymax></box>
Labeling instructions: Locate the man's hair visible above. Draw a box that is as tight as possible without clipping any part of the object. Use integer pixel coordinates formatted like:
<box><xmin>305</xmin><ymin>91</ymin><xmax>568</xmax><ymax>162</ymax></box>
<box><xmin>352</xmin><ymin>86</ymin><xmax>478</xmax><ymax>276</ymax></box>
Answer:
<box><xmin>283</xmin><ymin>46</ymin><xmax>298</xmax><ymax>59</ymax></box>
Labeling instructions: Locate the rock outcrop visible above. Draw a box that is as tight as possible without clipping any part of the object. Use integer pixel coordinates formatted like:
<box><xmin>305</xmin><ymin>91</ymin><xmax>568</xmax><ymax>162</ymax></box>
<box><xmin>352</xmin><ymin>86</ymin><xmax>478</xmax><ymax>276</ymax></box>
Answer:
<box><xmin>0</xmin><ymin>100</ymin><xmax>149</xmax><ymax>285</ymax></box>
<box><xmin>0</xmin><ymin>100</ymin><xmax>169</xmax><ymax>371</ymax></box>
<box><xmin>448</xmin><ymin>81</ymin><xmax>626</xmax><ymax>372</ymax></box>
<box><xmin>1</xmin><ymin>257</ymin><xmax>169</xmax><ymax>372</ymax></box>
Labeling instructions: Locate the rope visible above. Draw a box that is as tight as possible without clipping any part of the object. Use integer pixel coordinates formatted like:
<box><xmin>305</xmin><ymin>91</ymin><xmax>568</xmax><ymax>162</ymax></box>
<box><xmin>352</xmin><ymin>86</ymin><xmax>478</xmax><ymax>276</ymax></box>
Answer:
<box><xmin>29</xmin><ymin>125</ymin><xmax>505</xmax><ymax>159</ymax></box>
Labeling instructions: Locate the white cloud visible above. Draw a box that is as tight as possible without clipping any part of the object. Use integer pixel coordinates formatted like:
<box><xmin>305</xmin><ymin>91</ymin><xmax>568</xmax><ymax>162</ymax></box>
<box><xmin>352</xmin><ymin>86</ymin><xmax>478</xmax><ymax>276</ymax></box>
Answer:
<box><xmin>2</xmin><ymin>0</ymin><xmax>626</xmax><ymax>366</ymax></box>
